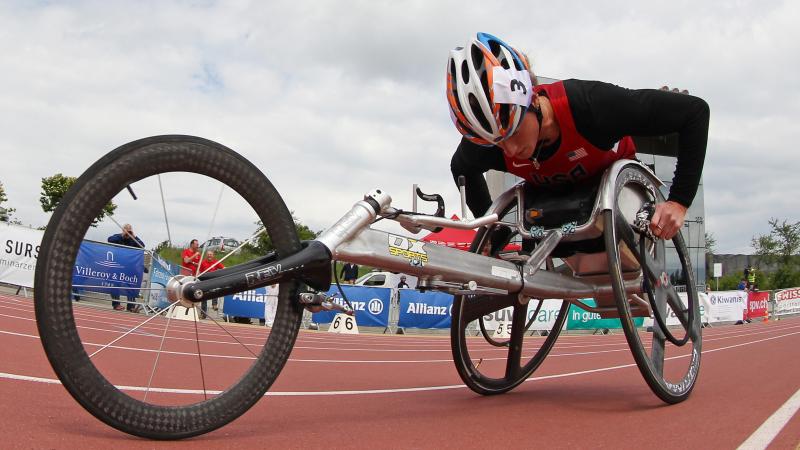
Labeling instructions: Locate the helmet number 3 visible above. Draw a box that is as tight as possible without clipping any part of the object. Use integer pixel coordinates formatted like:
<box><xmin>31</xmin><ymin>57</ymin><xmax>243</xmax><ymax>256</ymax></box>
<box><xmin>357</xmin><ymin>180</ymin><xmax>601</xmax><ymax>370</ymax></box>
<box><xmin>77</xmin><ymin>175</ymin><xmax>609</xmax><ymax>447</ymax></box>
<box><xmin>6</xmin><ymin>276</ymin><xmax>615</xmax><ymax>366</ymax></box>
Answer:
<box><xmin>510</xmin><ymin>79</ymin><xmax>527</xmax><ymax>95</ymax></box>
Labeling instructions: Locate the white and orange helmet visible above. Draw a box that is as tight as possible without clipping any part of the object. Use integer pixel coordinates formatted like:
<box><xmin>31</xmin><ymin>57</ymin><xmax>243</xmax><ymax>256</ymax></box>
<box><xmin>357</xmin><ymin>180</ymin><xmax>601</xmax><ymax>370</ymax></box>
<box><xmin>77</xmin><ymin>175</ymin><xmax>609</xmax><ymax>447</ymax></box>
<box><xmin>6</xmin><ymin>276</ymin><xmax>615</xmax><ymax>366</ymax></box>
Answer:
<box><xmin>447</xmin><ymin>32</ymin><xmax>534</xmax><ymax>146</ymax></box>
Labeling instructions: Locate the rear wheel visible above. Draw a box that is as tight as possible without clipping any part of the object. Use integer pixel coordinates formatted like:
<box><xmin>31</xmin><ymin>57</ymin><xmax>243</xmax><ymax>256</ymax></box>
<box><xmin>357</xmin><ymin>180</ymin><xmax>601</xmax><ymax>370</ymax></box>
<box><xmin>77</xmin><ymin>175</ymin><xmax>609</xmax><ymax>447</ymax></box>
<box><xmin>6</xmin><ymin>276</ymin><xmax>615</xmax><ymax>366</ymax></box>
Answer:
<box><xmin>34</xmin><ymin>135</ymin><xmax>303</xmax><ymax>439</ymax></box>
<box><xmin>451</xmin><ymin>199</ymin><xmax>569</xmax><ymax>395</ymax></box>
<box><xmin>604</xmin><ymin>165</ymin><xmax>702</xmax><ymax>404</ymax></box>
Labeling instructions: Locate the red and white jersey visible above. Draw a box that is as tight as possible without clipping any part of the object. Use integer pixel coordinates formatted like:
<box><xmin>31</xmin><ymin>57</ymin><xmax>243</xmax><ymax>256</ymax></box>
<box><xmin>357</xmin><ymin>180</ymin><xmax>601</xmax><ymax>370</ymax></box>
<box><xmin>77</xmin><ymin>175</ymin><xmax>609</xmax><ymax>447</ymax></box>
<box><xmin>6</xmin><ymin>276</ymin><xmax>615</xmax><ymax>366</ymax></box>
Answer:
<box><xmin>503</xmin><ymin>81</ymin><xmax>636</xmax><ymax>185</ymax></box>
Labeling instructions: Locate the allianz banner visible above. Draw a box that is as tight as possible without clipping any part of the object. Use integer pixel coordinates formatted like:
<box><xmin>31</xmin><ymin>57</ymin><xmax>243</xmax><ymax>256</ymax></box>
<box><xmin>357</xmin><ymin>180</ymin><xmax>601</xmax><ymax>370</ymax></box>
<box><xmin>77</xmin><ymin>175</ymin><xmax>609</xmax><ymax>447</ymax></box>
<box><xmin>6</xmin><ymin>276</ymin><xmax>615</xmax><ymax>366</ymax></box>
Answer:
<box><xmin>73</xmin><ymin>240</ymin><xmax>144</xmax><ymax>298</ymax></box>
<box><xmin>223</xmin><ymin>287</ymin><xmax>268</xmax><ymax>319</ymax></box>
<box><xmin>312</xmin><ymin>285</ymin><xmax>391</xmax><ymax>327</ymax></box>
<box><xmin>0</xmin><ymin>223</ymin><xmax>43</xmax><ymax>288</ymax></box>
<box><xmin>398</xmin><ymin>290</ymin><xmax>453</xmax><ymax>329</ymax></box>
<box><xmin>148</xmin><ymin>255</ymin><xmax>180</xmax><ymax>310</ymax></box>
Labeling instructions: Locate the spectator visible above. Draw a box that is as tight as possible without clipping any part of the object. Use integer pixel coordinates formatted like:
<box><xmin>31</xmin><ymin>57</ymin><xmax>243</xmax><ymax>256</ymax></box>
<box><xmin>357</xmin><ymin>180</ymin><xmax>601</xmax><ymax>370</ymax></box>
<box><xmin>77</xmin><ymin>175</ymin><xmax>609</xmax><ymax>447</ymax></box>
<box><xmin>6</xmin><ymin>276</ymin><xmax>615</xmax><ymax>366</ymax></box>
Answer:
<box><xmin>181</xmin><ymin>239</ymin><xmax>202</xmax><ymax>276</ymax></box>
<box><xmin>737</xmin><ymin>279</ymin><xmax>747</xmax><ymax>290</ymax></box>
<box><xmin>107</xmin><ymin>223</ymin><xmax>145</xmax><ymax>312</ymax></box>
<box><xmin>199</xmin><ymin>250</ymin><xmax>224</xmax><ymax>317</ymax></box>
<box><xmin>397</xmin><ymin>275</ymin><xmax>410</xmax><ymax>289</ymax></box>
<box><xmin>747</xmin><ymin>266</ymin><xmax>757</xmax><ymax>291</ymax></box>
<box><xmin>340</xmin><ymin>262</ymin><xmax>359</xmax><ymax>284</ymax></box>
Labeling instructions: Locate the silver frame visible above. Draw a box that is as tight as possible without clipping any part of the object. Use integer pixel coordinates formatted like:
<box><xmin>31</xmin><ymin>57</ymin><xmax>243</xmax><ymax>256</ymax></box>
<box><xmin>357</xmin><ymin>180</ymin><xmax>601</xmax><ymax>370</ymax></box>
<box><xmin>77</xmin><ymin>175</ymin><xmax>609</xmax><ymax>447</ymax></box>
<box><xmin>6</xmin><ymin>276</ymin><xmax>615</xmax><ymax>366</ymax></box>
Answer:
<box><xmin>316</xmin><ymin>160</ymin><xmax>661</xmax><ymax>310</ymax></box>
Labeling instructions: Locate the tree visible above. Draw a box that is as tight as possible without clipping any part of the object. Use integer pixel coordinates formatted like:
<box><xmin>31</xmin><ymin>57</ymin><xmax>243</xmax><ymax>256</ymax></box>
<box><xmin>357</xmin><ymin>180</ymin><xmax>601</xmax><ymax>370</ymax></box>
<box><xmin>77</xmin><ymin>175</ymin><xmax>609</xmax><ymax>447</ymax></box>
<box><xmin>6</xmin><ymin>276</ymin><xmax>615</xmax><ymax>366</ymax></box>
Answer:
<box><xmin>752</xmin><ymin>218</ymin><xmax>800</xmax><ymax>289</ymax></box>
<box><xmin>253</xmin><ymin>213</ymin><xmax>320</xmax><ymax>253</ymax></box>
<box><xmin>0</xmin><ymin>181</ymin><xmax>16</xmax><ymax>223</ymax></box>
<box><xmin>40</xmin><ymin>173</ymin><xmax>117</xmax><ymax>227</ymax></box>
<box><xmin>704</xmin><ymin>232</ymin><xmax>716</xmax><ymax>253</ymax></box>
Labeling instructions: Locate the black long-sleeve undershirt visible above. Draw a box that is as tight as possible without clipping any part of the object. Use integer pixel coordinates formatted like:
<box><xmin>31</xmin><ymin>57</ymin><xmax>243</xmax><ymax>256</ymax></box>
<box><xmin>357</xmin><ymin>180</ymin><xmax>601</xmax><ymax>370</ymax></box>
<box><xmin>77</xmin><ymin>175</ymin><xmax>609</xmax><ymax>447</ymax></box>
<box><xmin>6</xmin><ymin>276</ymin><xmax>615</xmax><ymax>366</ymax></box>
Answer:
<box><xmin>450</xmin><ymin>79</ymin><xmax>710</xmax><ymax>216</ymax></box>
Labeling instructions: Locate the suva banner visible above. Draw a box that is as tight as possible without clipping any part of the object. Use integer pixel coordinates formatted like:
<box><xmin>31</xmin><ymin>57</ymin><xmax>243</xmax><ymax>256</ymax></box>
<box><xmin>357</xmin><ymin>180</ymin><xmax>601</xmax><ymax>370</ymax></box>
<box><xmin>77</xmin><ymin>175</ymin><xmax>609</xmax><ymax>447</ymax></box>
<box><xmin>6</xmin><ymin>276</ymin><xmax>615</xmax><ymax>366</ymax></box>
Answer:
<box><xmin>148</xmin><ymin>255</ymin><xmax>180</xmax><ymax>310</ymax></box>
<box><xmin>312</xmin><ymin>285</ymin><xmax>391</xmax><ymax>327</ymax></box>
<box><xmin>481</xmin><ymin>299</ymin><xmax>565</xmax><ymax>331</ymax></box>
<box><xmin>0</xmin><ymin>223</ymin><xmax>43</xmax><ymax>288</ymax></box>
<box><xmin>775</xmin><ymin>288</ymin><xmax>800</xmax><ymax>316</ymax></box>
<box><xmin>73</xmin><ymin>240</ymin><xmax>144</xmax><ymax>298</ymax></box>
<box><xmin>223</xmin><ymin>287</ymin><xmax>269</xmax><ymax>319</ymax></box>
<box><xmin>567</xmin><ymin>299</ymin><xmax>644</xmax><ymax>330</ymax></box>
<box><xmin>398</xmin><ymin>290</ymin><xmax>453</xmax><ymax>329</ymax></box>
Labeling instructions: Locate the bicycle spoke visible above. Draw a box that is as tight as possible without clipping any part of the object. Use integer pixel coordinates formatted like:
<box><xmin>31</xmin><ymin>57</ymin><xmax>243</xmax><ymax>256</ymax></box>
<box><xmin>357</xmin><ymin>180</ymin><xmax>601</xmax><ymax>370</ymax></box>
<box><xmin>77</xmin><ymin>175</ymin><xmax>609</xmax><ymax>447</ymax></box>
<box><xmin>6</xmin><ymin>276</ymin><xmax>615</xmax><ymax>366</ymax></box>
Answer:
<box><xmin>89</xmin><ymin>300</ymin><xmax>180</xmax><ymax>359</ymax></box>
<box><xmin>462</xmin><ymin>294</ymin><xmax>516</xmax><ymax>324</ymax></box>
<box><xmin>72</xmin><ymin>285</ymin><xmax>165</xmax><ymax>292</ymax></box>
<box><xmin>504</xmin><ymin>302</ymin><xmax>527</xmax><ymax>379</ymax></box>
<box><xmin>650</xmin><ymin>326</ymin><xmax>666</xmax><ymax>377</ymax></box>
<box><xmin>144</xmin><ymin>304</ymin><xmax>176</xmax><ymax>402</ymax></box>
<box><xmin>196</xmin><ymin>227</ymin><xmax>267</xmax><ymax>278</ymax></box>
<box><xmin>204</xmin><ymin>312</ymin><xmax>259</xmax><ymax>358</ymax></box>
<box><xmin>193</xmin><ymin>316</ymin><xmax>208</xmax><ymax>401</ymax></box>
<box><xmin>156</xmin><ymin>174</ymin><xmax>173</xmax><ymax>246</ymax></box>
<box><xmin>195</xmin><ymin>184</ymin><xmax>226</xmax><ymax>278</ymax></box>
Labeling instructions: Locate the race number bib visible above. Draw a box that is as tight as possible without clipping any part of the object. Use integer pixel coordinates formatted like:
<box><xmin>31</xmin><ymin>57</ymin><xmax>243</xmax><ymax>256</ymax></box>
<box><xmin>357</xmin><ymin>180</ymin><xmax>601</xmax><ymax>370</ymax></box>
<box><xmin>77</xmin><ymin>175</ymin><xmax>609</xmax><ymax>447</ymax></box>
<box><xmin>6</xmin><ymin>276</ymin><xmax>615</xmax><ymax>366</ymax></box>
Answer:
<box><xmin>492</xmin><ymin>67</ymin><xmax>533</xmax><ymax>106</ymax></box>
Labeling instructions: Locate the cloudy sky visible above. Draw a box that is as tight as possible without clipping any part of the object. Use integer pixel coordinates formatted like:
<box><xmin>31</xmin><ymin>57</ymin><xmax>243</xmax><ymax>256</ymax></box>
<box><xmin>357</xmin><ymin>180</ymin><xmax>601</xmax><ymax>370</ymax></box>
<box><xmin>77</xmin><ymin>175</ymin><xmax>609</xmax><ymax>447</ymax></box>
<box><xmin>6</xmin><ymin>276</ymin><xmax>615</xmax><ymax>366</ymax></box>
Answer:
<box><xmin>0</xmin><ymin>0</ymin><xmax>797</xmax><ymax>254</ymax></box>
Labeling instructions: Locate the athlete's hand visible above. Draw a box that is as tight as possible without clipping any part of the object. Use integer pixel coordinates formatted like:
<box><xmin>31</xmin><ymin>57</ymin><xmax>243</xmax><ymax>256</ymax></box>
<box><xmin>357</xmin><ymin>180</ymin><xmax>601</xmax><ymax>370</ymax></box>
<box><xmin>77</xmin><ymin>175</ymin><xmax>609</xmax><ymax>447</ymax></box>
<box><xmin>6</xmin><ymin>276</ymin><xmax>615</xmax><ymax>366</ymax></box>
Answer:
<box><xmin>650</xmin><ymin>201</ymin><xmax>687</xmax><ymax>240</ymax></box>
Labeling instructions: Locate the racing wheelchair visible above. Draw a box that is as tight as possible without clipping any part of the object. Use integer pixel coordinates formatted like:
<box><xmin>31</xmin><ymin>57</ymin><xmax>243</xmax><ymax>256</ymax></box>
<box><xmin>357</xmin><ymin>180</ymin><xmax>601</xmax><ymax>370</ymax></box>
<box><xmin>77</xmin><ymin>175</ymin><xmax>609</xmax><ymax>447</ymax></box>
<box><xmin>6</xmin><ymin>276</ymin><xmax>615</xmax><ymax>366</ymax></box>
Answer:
<box><xmin>34</xmin><ymin>135</ymin><xmax>701</xmax><ymax>439</ymax></box>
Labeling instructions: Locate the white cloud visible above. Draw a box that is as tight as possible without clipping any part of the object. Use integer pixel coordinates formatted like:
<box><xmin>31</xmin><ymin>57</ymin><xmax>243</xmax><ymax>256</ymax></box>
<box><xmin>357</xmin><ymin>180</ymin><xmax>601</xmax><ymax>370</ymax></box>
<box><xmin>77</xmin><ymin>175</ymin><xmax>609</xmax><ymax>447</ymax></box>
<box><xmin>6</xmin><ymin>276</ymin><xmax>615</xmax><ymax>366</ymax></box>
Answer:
<box><xmin>0</xmin><ymin>0</ymin><xmax>797</xmax><ymax>255</ymax></box>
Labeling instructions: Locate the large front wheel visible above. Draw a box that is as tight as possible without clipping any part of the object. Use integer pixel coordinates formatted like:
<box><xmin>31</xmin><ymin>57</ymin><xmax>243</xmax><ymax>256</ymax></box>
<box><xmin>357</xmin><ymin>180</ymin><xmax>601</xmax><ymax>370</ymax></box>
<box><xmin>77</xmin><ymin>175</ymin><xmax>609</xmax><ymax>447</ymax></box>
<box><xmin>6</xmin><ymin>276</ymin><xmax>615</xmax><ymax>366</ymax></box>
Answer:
<box><xmin>34</xmin><ymin>136</ymin><xmax>303</xmax><ymax>439</ymax></box>
<box><xmin>604</xmin><ymin>166</ymin><xmax>702</xmax><ymax>404</ymax></box>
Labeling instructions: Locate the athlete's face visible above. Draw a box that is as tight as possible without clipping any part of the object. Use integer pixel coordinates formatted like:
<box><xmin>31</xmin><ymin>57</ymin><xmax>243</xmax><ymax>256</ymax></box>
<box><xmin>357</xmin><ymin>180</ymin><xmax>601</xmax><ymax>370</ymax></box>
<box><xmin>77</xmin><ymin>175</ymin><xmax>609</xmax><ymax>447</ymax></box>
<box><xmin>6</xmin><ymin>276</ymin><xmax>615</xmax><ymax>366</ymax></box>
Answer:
<box><xmin>498</xmin><ymin>111</ymin><xmax>540</xmax><ymax>160</ymax></box>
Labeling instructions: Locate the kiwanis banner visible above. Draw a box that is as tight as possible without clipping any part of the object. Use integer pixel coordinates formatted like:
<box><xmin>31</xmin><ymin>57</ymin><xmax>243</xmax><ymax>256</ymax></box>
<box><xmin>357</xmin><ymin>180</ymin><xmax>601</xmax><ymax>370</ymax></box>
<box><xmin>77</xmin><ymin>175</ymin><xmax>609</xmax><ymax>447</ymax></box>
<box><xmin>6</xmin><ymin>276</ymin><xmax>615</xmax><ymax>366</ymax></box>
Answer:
<box><xmin>0</xmin><ymin>223</ymin><xmax>43</xmax><ymax>288</ymax></box>
<box><xmin>223</xmin><ymin>287</ymin><xmax>268</xmax><ymax>319</ymax></box>
<box><xmin>73</xmin><ymin>240</ymin><xmax>144</xmax><ymax>298</ymax></box>
<box><xmin>148</xmin><ymin>255</ymin><xmax>180</xmax><ymax>310</ymax></box>
<box><xmin>312</xmin><ymin>285</ymin><xmax>391</xmax><ymax>327</ymax></box>
<box><xmin>398</xmin><ymin>290</ymin><xmax>453</xmax><ymax>329</ymax></box>
<box><xmin>775</xmin><ymin>288</ymin><xmax>800</xmax><ymax>316</ymax></box>
<box><xmin>706</xmin><ymin>291</ymin><xmax>748</xmax><ymax>323</ymax></box>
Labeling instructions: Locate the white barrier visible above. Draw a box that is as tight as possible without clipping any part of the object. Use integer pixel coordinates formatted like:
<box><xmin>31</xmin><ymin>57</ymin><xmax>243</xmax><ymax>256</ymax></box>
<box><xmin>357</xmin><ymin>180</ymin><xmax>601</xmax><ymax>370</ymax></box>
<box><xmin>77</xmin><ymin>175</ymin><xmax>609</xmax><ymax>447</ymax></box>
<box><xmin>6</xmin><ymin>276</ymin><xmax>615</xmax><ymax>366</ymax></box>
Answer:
<box><xmin>706</xmin><ymin>291</ymin><xmax>747</xmax><ymax>323</ymax></box>
<box><xmin>775</xmin><ymin>288</ymin><xmax>800</xmax><ymax>316</ymax></box>
<box><xmin>0</xmin><ymin>223</ymin><xmax>43</xmax><ymax>288</ymax></box>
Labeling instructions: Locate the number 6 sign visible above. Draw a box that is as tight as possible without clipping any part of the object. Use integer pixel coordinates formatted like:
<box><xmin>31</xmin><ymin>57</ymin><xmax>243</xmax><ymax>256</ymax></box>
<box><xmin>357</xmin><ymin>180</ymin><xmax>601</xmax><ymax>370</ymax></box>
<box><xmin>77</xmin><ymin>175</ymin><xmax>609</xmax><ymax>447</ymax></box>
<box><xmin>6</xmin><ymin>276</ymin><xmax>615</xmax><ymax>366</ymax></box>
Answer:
<box><xmin>328</xmin><ymin>313</ymin><xmax>359</xmax><ymax>334</ymax></box>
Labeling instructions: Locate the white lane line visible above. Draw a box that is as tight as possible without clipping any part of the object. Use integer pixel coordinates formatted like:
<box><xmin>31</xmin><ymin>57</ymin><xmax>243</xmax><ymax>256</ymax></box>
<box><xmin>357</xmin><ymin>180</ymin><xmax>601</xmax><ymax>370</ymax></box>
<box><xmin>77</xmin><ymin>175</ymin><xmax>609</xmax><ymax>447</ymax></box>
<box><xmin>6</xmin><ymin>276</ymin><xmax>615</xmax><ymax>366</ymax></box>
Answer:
<box><xmin>737</xmin><ymin>387</ymin><xmax>800</xmax><ymax>450</ymax></box>
<box><xmin>2</xmin><ymin>330</ymin><xmax>800</xmax><ymax>397</ymax></box>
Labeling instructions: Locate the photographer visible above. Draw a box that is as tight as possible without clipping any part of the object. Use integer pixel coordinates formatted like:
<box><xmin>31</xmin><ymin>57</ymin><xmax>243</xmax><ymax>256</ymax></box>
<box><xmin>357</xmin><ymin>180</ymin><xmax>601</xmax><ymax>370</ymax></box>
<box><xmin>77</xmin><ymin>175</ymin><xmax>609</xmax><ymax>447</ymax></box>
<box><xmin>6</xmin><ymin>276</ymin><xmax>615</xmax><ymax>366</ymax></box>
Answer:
<box><xmin>107</xmin><ymin>223</ymin><xmax>145</xmax><ymax>312</ymax></box>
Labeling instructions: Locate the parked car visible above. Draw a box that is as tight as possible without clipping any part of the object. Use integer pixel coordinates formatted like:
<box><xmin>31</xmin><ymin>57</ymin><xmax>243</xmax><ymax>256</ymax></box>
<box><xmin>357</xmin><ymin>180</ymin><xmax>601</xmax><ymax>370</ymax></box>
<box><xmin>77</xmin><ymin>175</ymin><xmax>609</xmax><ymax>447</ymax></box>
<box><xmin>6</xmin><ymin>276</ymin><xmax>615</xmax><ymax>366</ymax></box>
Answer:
<box><xmin>203</xmin><ymin>236</ymin><xmax>241</xmax><ymax>252</ymax></box>
<box><xmin>354</xmin><ymin>271</ymin><xmax>417</xmax><ymax>289</ymax></box>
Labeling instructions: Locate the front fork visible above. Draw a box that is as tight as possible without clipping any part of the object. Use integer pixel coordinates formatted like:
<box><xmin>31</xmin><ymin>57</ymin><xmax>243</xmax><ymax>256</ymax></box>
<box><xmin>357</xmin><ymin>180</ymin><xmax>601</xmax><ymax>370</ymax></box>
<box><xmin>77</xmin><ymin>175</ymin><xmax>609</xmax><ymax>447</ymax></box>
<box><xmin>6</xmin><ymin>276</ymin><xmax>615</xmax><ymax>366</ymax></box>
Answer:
<box><xmin>175</xmin><ymin>190</ymin><xmax>391</xmax><ymax>306</ymax></box>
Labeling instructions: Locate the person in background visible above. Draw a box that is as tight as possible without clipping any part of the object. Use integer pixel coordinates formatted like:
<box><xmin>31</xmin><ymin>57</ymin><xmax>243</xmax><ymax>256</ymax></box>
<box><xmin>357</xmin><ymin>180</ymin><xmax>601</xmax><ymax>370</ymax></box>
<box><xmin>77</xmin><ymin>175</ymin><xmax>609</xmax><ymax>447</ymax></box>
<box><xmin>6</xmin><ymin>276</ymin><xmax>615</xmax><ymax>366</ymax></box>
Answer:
<box><xmin>397</xmin><ymin>275</ymin><xmax>410</xmax><ymax>289</ymax></box>
<box><xmin>340</xmin><ymin>262</ymin><xmax>359</xmax><ymax>284</ymax></box>
<box><xmin>737</xmin><ymin>278</ymin><xmax>747</xmax><ymax>290</ymax></box>
<box><xmin>181</xmin><ymin>239</ymin><xmax>201</xmax><ymax>276</ymax></box>
<box><xmin>107</xmin><ymin>223</ymin><xmax>145</xmax><ymax>312</ymax></box>
<box><xmin>747</xmin><ymin>266</ymin><xmax>757</xmax><ymax>291</ymax></box>
<box><xmin>199</xmin><ymin>250</ymin><xmax>224</xmax><ymax>317</ymax></box>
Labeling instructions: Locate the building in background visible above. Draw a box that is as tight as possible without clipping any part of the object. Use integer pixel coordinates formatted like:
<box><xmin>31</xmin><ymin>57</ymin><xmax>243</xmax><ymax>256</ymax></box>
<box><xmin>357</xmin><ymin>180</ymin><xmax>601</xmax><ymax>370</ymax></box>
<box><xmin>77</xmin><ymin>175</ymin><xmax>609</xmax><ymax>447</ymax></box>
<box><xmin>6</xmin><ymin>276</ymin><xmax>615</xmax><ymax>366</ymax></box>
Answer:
<box><xmin>486</xmin><ymin>76</ymin><xmax>707</xmax><ymax>287</ymax></box>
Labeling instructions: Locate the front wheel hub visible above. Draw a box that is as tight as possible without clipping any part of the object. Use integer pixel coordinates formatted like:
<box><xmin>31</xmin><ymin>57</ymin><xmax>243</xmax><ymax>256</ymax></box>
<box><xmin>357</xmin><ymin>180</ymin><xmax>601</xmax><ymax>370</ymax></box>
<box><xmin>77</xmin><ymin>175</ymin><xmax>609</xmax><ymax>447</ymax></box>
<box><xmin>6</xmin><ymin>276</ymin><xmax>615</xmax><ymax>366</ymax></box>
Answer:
<box><xmin>165</xmin><ymin>275</ymin><xmax>198</xmax><ymax>308</ymax></box>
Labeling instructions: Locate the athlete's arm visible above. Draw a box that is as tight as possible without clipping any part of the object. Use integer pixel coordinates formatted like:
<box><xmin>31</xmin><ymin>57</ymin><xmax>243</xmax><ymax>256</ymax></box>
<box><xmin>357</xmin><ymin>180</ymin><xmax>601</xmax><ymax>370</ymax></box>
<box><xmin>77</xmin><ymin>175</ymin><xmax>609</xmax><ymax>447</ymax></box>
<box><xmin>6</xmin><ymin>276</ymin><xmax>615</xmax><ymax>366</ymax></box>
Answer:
<box><xmin>450</xmin><ymin>138</ymin><xmax>506</xmax><ymax>216</ymax></box>
<box><xmin>565</xmin><ymin>80</ymin><xmax>710</xmax><ymax>208</ymax></box>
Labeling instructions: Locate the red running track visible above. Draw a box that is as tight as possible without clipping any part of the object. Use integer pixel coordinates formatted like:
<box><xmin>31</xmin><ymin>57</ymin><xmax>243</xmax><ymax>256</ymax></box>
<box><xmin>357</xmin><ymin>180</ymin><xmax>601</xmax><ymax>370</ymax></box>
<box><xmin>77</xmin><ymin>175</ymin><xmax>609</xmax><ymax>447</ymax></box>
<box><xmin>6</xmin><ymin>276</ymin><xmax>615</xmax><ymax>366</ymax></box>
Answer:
<box><xmin>0</xmin><ymin>293</ymin><xmax>798</xmax><ymax>449</ymax></box>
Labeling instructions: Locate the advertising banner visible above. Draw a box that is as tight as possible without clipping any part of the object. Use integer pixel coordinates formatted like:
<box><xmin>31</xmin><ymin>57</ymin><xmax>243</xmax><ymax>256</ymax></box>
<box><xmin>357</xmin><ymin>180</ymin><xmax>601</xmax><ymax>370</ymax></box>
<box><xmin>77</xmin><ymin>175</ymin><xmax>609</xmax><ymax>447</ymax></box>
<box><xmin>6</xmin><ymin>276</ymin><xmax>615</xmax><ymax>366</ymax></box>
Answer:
<box><xmin>775</xmin><ymin>288</ymin><xmax>800</xmax><ymax>316</ymax></box>
<box><xmin>706</xmin><ymin>291</ymin><xmax>748</xmax><ymax>323</ymax></box>
<box><xmin>747</xmin><ymin>291</ymin><xmax>770</xmax><ymax>320</ymax></box>
<box><xmin>73</xmin><ymin>240</ymin><xmax>144</xmax><ymax>298</ymax></box>
<box><xmin>398</xmin><ymin>290</ymin><xmax>453</xmax><ymax>329</ymax></box>
<box><xmin>148</xmin><ymin>255</ymin><xmax>179</xmax><ymax>310</ymax></box>
<box><xmin>480</xmin><ymin>300</ymin><xmax>565</xmax><ymax>331</ymax></box>
<box><xmin>566</xmin><ymin>299</ymin><xmax>644</xmax><ymax>330</ymax></box>
<box><xmin>312</xmin><ymin>286</ymin><xmax>391</xmax><ymax>327</ymax></box>
<box><xmin>0</xmin><ymin>223</ymin><xmax>43</xmax><ymax>288</ymax></box>
<box><xmin>223</xmin><ymin>287</ymin><xmax>268</xmax><ymax>319</ymax></box>
<box><xmin>641</xmin><ymin>292</ymin><xmax>711</xmax><ymax>328</ymax></box>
